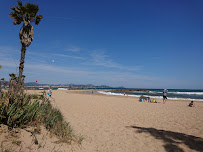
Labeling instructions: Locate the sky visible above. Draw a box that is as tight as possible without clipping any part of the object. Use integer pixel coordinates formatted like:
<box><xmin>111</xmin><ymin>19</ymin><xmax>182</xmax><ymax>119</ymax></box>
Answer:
<box><xmin>0</xmin><ymin>0</ymin><xmax>203</xmax><ymax>89</ymax></box>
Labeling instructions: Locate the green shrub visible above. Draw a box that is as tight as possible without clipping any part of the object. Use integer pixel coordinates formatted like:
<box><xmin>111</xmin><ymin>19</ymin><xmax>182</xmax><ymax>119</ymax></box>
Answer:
<box><xmin>0</xmin><ymin>93</ymin><xmax>82</xmax><ymax>144</ymax></box>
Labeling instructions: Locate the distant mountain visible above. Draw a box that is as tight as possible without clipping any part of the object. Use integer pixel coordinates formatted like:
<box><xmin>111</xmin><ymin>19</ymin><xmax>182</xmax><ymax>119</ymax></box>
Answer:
<box><xmin>25</xmin><ymin>82</ymin><xmax>111</xmax><ymax>88</ymax></box>
<box><xmin>116</xmin><ymin>86</ymin><xmax>126</xmax><ymax>89</ymax></box>
<box><xmin>99</xmin><ymin>85</ymin><xmax>112</xmax><ymax>88</ymax></box>
<box><xmin>25</xmin><ymin>82</ymin><xmax>39</xmax><ymax>86</ymax></box>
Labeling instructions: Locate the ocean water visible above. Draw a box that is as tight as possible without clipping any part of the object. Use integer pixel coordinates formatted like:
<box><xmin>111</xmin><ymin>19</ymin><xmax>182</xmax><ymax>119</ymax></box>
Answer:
<box><xmin>26</xmin><ymin>87</ymin><xmax>69</xmax><ymax>90</ymax></box>
<box><xmin>95</xmin><ymin>89</ymin><xmax>203</xmax><ymax>101</ymax></box>
<box><xmin>27</xmin><ymin>87</ymin><xmax>203</xmax><ymax>101</ymax></box>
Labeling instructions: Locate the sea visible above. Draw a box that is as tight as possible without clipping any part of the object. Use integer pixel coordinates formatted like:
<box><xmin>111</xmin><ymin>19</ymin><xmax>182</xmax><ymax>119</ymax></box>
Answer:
<box><xmin>26</xmin><ymin>87</ymin><xmax>203</xmax><ymax>101</ymax></box>
<box><xmin>91</xmin><ymin>89</ymin><xmax>203</xmax><ymax>101</ymax></box>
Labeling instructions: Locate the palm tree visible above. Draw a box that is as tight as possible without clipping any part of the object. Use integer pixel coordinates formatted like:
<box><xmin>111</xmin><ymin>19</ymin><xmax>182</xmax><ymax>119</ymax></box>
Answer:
<box><xmin>9</xmin><ymin>1</ymin><xmax>43</xmax><ymax>89</ymax></box>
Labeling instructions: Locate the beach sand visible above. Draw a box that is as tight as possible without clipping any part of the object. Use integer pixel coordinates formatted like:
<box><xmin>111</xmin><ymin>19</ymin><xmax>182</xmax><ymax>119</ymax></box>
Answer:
<box><xmin>1</xmin><ymin>90</ymin><xmax>202</xmax><ymax>152</ymax></box>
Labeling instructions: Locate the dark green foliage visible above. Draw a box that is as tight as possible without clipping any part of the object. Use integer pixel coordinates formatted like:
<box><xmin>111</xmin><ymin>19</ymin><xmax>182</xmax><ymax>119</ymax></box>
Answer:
<box><xmin>0</xmin><ymin>93</ymin><xmax>81</xmax><ymax>144</ymax></box>
<box><xmin>9</xmin><ymin>1</ymin><xmax>43</xmax><ymax>25</ymax></box>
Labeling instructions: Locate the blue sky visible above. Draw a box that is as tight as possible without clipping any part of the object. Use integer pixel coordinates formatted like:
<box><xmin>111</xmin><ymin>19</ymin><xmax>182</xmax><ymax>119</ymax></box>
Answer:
<box><xmin>0</xmin><ymin>0</ymin><xmax>203</xmax><ymax>89</ymax></box>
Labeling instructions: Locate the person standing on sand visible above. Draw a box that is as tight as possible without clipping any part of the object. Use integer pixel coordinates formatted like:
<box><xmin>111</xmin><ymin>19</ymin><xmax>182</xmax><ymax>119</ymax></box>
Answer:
<box><xmin>48</xmin><ymin>86</ymin><xmax>52</xmax><ymax>97</ymax></box>
<box><xmin>163</xmin><ymin>89</ymin><xmax>168</xmax><ymax>104</ymax></box>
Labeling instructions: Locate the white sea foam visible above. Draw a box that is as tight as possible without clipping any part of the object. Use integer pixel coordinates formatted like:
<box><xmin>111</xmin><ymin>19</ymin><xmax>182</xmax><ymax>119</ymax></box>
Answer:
<box><xmin>150</xmin><ymin>91</ymin><xmax>203</xmax><ymax>95</ymax></box>
<box><xmin>170</xmin><ymin>92</ymin><xmax>203</xmax><ymax>95</ymax></box>
<box><xmin>57</xmin><ymin>88</ymin><xmax>68</xmax><ymax>90</ymax></box>
<box><xmin>97</xmin><ymin>91</ymin><xmax>203</xmax><ymax>101</ymax></box>
<box><xmin>149</xmin><ymin>91</ymin><xmax>157</xmax><ymax>94</ymax></box>
<box><xmin>97</xmin><ymin>91</ymin><xmax>124</xmax><ymax>96</ymax></box>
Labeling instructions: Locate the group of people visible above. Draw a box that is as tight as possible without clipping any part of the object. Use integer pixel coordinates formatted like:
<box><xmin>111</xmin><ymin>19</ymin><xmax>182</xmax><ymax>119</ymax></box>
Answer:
<box><xmin>47</xmin><ymin>87</ymin><xmax>195</xmax><ymax>107</ymax></box>
<box><xmin>163</xmin><ymin>89</ymin><xmax>195</xmax><ymax>107</ymax></box>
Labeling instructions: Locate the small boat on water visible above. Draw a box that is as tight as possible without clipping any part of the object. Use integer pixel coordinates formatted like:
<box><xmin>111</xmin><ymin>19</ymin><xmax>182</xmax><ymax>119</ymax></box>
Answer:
<box><xmin>39</xmin><ymin>88</ymin><xmax>44</xmax><ymax>90</ymax></box>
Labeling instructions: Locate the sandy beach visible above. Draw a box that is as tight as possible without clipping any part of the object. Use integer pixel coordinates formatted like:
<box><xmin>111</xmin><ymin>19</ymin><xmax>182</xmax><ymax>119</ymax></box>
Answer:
<box><xmin>14</xmin><ymin>89</ymin><xmax>201</xmax><ymax>152</ymax></box>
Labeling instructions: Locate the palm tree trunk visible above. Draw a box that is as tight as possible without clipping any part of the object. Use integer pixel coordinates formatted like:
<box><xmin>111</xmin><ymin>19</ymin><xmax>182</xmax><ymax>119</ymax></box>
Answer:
<box><xmin>18</xmin><ymin>43</ymin><xmax>26</xmax><ymax>87</ymax></box>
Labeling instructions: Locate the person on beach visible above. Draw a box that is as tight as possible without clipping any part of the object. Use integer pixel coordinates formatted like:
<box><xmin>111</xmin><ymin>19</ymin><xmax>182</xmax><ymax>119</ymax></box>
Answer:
<box><xmin>188</xmin><ymin>101</ymin><xmax>195</xmax><ymax>107</ymax></box>
<box><xmin>163</xmin><ymin>89</ymin><xmax>168</xmax><ymax>104</ymax></box>
<box><xmin>48</xmin><ymin>86</ymin><xmax>52</xmax><ymax>97</ymax></box>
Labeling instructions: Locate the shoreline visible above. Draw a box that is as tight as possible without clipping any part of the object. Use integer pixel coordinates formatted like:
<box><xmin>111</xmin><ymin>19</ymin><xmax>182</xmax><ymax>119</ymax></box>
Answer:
<box><xmin>23</xmin><ymin>87</ymin><xmax>203</xmax><ymax>101</ymax></box>
<box><xmin>74</xmin><ymin>89</ymin><xmax>203</xmax><ymax>102</ymax></box>
<box><xmin>26</xmin><ymin>89</ymin><xmax>203</xmax><ymax>102</ymax></box>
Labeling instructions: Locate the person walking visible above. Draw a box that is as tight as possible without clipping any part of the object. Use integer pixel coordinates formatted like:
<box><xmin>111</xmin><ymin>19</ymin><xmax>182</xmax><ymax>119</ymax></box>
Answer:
<box><xmin>163</xmin><ymin>89</ymin><xmax>168</xmax><ymax>104</ymax></box>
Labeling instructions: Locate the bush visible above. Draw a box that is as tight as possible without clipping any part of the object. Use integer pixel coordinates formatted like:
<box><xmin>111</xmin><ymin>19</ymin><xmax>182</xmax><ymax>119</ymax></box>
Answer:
<box><xmin>0</xmin><ymin>92</ymin><xmax>82</xmax><ymax>144</ymax></box>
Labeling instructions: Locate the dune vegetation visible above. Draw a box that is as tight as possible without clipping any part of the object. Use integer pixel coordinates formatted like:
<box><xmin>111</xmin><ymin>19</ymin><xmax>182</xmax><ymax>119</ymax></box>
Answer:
<box><xmin>0</xmin><ymin>90</ymin><xmax>82</xmax><ymax>144</ymax></box>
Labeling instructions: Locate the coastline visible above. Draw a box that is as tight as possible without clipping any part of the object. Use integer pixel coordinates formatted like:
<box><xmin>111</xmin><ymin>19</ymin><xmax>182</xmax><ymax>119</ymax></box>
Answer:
<box><xmin>25</xmin><ymin>88</ymin><xmax>203</xmax><ymax>101</ymax></box>
<box><xmin>72</xmin><ymin>89</ymin><xmax>203</xmax><ymax>102</ymax></box>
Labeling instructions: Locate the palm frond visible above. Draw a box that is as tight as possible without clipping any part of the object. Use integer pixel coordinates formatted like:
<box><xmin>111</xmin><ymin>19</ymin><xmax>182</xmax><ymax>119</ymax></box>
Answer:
<box><xmin>10</xmin><ymin>1</ymin><xmax>42</xmax><ymax>25</ymax></box>
<box><xmin>9</xmin><ymin>11</ymin><xmax>22</xmax><ymax>25</ymax></box>
<box><xmin>9</xmin><ymin>73</ymin><xmax>16</xmax><ymax>78</ymax></box>
<box><xmin>35</xmin><ymin>15</ymin><xmax>43</xmax><ymax>25</ymax></box>
<box><xmin>17</xmin><ymin>1</ymin><xmax>23</xmax><ymax>7</ymax></box>
<box><xmin>24</xmin><ymin>3</ymin><xmax>39</xmax><ymax>17</ymax></box>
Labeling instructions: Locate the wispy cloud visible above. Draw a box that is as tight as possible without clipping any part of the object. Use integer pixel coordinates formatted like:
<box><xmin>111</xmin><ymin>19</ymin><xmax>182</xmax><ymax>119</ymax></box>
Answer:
<box><xmin>0</xmin><ymin>45</ymin><xmax>152</xmax><ymax>87</ymax></box>
<box><xmin>28</xmin><ymin>51</ymin><xmax>49</xmax><ymax>58</ymax></box>
<box><xmin>24</xmin><ymin>63</ymin><xmax>156</xmax><ymax>82</ymax></box>
<box><xmin>25</xmin><ymin>64</ymin><xmax>91</xmax><ymax>76</ymax></box>
<box><xmin>0</xmin><ymin>56</ymin><xmax>164</xmax><ymax>87</ymax></box>
<box><xmin>0</xmin><ymin>46</ymin><xmax>20</xmax><ymax>61</ymax></box>
<box><xmin>25</xmin><ymin>64</ymin><xmax>140</xmax><ymax>84</ymax></box>
<box><xmin>0</xmin><ymin>46</ymin><xmax>19</xmax><ymax>53</ymax></box>
<box><xmin>28</xmin><ymin>50</ymin><xmax>84</xmax><ymax>60</ymax></box>
<box><xmin>65</xmin><ymin>46</ymin><xmax>81</xmax><ymax>52</ymax></box>
<box><xmin>86</xmin><ymin>50</ymin><xmax>142</xmax><ymax>71</ymax></box>
<box><xmin>53</xmin><ymin>53</ymin><xmax>85</xmax><ymax>59</ymax></box>
<box><xmin>0</xmin><ymin>61</ymin><xmax>18</xmax><ymax>68</ymax></box>
<box><xmin>0</xmin><ymin>45</ymin><xmax>141</xmax><ymax>72</ymax></box>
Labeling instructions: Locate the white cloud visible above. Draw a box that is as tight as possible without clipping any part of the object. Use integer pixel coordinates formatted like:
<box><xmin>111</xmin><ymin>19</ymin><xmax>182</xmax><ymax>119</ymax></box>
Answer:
<box><xmin>0</xmin><ymin>46</ymin><xmax>19</xmax><ymax>53</ymax></box>
<box><xmin>0</xmin><ymin>45</ymin><xmax>162</xmax><ymax>88</ymax></box>
<box><xmin>0</xmin><ymin>58</ymin><xmax>18</xmax><ymax>68</ymax></box>
<box><xmin>86</xmin><ymin>50</ymin><xmax>142</xmax><ymax>71</ymax></box>
<box><xmin>23</xmin><ymin>62</ymin><xmax>159</xmax><ymax>86</ymax></box>
<box><xmin>0</xmin><ymin>56</ymin><xmax>178</xmax><ymax>88</ymax></box>
<box><xmin>25</xmin><ymin>63</ymin><xmax>91</xmax><ymax>76</ymax></box>
<box><xmin>65</xmin><ymin>46</ymin><xmax>81</xmax><ymax>52</ymax></box>
<box><xmin>53</xmin><ymin>53</ymin><xmax>85</xmax><ymax>59</ymax></box>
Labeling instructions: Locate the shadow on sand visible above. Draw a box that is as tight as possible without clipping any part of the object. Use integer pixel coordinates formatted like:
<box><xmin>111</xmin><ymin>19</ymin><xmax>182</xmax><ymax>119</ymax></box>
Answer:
<box><xmin>127</xmin><ymin>125</ymin><xmax>203</xmax><ymax>152</ymax></box>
